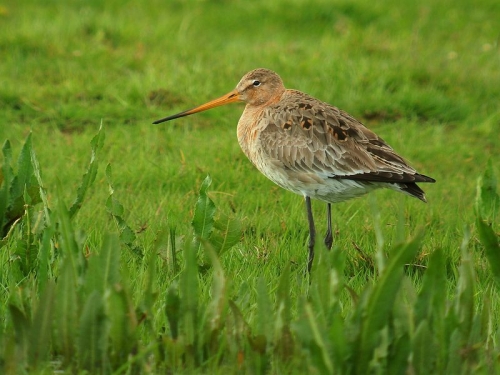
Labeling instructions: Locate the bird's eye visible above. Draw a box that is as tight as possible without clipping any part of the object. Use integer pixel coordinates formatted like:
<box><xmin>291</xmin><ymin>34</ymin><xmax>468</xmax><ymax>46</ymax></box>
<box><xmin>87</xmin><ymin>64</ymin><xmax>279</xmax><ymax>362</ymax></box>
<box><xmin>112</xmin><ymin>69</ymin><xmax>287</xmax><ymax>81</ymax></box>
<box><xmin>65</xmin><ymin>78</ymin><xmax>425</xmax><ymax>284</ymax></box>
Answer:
<box><xmin>252</xmin><ymin>80</ymin><xmax>261</xmax><ymax>87</ymax></box>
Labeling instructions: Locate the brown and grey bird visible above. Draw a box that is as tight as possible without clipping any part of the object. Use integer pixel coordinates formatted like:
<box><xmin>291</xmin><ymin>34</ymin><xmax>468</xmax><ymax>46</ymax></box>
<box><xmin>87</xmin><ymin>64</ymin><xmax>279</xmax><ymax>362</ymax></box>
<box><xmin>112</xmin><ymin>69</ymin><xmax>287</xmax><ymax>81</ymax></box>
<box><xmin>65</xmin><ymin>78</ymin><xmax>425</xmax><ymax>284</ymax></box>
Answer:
<box><xmin>153</xmin><ymin>68</ymin><xmax>435</xmax><ymax>272</ymax></box>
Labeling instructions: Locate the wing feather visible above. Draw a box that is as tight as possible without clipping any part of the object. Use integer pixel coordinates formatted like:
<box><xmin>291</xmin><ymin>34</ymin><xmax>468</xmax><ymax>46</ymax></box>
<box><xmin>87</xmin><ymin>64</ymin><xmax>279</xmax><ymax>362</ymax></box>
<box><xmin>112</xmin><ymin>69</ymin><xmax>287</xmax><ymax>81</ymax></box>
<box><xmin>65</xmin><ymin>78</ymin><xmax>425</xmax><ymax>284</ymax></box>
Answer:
<box><xmin>258</xmin><ymin>90</ymin><xmax>435</xmax><ymax>184</ymax></box>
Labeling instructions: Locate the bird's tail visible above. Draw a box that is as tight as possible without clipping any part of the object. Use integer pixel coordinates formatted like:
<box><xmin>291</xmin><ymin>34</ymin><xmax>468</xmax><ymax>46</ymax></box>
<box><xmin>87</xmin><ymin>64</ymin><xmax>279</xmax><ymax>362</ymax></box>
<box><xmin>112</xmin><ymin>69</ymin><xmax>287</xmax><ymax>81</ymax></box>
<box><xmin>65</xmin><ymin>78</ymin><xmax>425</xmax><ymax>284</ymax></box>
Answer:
<box><xmin>399</xmin><ymin>182</ymin><xmax>428</xmax><ymax>202</ymax></box>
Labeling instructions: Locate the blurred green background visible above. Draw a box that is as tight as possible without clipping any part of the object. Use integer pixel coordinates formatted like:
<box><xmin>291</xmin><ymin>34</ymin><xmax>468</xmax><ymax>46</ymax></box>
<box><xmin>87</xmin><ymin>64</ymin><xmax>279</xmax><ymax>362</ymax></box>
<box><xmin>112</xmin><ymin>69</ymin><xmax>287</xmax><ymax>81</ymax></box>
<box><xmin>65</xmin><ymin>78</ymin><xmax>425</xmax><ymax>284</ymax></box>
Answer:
<box><xmin>1</xmin><ymin>0</ymin><xmax>498</xmax><ymax>253</ymax></box>
<box><xmin>1</xmin><ymin>0</ymin><xmax>500</xmax><ymax>373</ymax></box>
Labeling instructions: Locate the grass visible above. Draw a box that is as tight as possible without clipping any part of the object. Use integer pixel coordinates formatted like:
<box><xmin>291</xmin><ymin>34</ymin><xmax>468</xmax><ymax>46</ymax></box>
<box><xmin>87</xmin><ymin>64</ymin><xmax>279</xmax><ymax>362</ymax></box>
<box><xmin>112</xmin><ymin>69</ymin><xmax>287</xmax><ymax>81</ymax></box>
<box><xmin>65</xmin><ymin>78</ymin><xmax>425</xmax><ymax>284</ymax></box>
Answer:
<box><xmin>1</xmin><ymin>0</ymin><xmax>499</xmax><ymax>373</ymax></box>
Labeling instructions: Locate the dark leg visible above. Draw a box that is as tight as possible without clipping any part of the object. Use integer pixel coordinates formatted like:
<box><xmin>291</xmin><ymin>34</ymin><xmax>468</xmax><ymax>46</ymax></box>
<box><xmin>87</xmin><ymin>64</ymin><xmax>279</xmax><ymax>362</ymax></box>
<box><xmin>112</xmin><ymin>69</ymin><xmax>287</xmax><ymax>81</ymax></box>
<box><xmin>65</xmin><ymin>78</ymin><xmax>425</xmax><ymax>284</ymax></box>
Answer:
<box><xmin>305</xmin><ymin>196</ymin><xmax>316</xmax><ymax>273</ymax></box>
<box><xmin>324</xmin><ymin>203</ymin><xmax>333</xmax><ymax>250</ymax></box>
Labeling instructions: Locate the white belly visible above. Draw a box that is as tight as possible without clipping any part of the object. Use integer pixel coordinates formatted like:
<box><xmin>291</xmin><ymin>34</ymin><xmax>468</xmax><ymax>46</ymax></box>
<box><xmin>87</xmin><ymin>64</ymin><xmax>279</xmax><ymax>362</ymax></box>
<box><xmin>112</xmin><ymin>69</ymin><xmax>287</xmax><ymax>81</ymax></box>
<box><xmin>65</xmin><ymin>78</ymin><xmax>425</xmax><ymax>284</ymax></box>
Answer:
<box><xmin>258</xmin><ymin>164</ymin><xmax>382</xmax><ymax>203</ymax></box>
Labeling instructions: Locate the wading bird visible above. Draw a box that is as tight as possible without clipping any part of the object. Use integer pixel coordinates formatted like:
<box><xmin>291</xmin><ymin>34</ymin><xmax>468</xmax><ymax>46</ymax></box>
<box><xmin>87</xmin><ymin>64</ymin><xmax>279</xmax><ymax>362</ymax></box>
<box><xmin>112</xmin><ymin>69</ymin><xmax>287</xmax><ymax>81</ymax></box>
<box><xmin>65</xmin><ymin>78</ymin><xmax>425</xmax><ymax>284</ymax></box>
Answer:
<box><xmin>153</xmin><ymin>68</ymin><xmax>435</xmax><ymax>272</ymax></box>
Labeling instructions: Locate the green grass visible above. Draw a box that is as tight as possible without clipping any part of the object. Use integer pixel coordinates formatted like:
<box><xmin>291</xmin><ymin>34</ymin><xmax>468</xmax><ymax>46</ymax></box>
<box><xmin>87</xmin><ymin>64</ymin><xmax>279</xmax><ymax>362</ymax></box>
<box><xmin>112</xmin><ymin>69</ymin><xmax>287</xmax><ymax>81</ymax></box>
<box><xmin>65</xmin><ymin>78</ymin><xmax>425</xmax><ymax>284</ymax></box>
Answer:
<box><xmin>1</xmin><ymin>0</ymin><xmax>500</xmax><ymax>373</ymax></box>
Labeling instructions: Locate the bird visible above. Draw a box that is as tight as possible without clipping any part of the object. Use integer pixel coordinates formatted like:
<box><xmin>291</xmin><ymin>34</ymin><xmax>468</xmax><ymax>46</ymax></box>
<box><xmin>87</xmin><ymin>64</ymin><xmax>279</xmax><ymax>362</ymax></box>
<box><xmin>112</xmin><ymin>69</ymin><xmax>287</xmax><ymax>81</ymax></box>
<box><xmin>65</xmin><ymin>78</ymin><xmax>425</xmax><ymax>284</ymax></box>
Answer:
<box><xmin>153</xmin><ymin>68</ymin><xmax>435</xmax><ymax>272</ymax></box>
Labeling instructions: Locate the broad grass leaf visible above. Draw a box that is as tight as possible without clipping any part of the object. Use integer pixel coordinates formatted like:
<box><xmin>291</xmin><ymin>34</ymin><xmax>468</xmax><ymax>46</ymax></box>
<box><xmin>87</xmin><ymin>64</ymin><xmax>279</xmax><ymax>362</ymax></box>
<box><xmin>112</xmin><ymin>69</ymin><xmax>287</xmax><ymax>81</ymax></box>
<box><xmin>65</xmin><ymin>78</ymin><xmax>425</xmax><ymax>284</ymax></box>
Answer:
<box><xmin>468</xmin><ymin>307</ymin><xmax>486</xmax><ymax>353</ymax></box>
<box><xmin>256</xmin><ymin>276</ymin><xmax>272</xmax><ymax>342</ymax></box>
<box><xmin>165</xmin><ymin>283</ymin><xmax>180</xmax><ymax>340</ymax></box>
<box><xmin>69</xmin><ymin>124</ymin><xmax>105</xmax><ymax>218</ymax></box>
<box><xmin>0</xmin><ymin>140</ymin><xmax>13</xmax><ymax>236</ymax></box>
<box><xmin>276</xmin><ymin>263</ymin><xmax>291</xmax><ymax>327</ymax></box>
<box><xmin>412</xmin><ymin>320</ymin><xmax>435</xmax><ymax>375</ymax></box>
<box><xmin>476</xmin><ymin>288</ymin><xmax>495</xmax><ymax>356</ymax></box>
<box><xmin>105</xmin><ymin>195</ymin><xmax>125</xmax><ymax>217</ymax></box>
<box><xmin>99</xmin><ymin>233</ymin><xmax>120</xmax><ymax>288</ymax></box>
<box><xmin>54</xmin><ymin>259</ymin><xmax>78</xmax><ymax>362</ymax></box>
<box><xmin>475</xmin><ymin>162</ymin><xmax>500</xmax><ymax>289</ymax></box>
<box><xmin>228</xmin><ymin>300</ymin><xmax>249</xmax><ymax>350</ymax></box>
<box><xmin>329</xmin><ymin>309</ymin><xmax>348</xmax><ymax>373</ymax></box>
<box><xmin>354</xmin><ymin>233</ymin><xmax>422</xmax><ymax>374</ymax></box>
<box><xmin>192</xmin><ymin>175</ymin><xmax>216</xmax><ymax>248</ymax></box>
<box><xmin>245</xmin><ymin>277</ymin><xmax>272</xmax><ymax>373</ymax></box>
<box><xmin>445</xmin><ymin>329</ymin><xmax>462</xmax><ymax>375</ymax></box>
<box><xmin>78</xmin><ymin>291</ymin><xmax>108</xmax><ymax>372</ymax></box>
<box><xmin>28</xmin><ymin>282</ymin><xmax>55</xmax><ymax>369</ymax></box>
<box><xmin>274</xmin><ymin>264</ymin><xmax>293</xmax><ymax>358</ymax></box>
<box><xmin>1</xmin><ymin>135</ymin><xmax>41</xmax><ymax>237</ymax></box>
<box><xmin>15</xmin><ymin>134</ymin><xmax>33</xmax><ymax>188</ymax></box>
<box><xmin>412</xmin><ymin>248</ymin><xmax>446</xmax><ymax>371</ymax></box>
<box><xmin>455</xmin><ymin>231</ymin><xmax>474</xmax><ymax>343</ymax></box>
<box><xmin>14</xmin><ymin>235</ymin><xmax>37</xmax><ymax>276</ymax></box>
<box><xmin>210</xmin><ymin>214</ymin><xmax>241</xmax><ymax>256</ymax></box>
<box><xmin>105</xmin><ymin>164</ymin><xmax>142</xmax><ymax>258</ymax></box>
<box><xmin>8</xmin><ymin>304</ymin><xmax>29</xmax><ymax>361</ymax></box>
<box><xmin>301</xmin><ymin>302</ymin><xmax>334</xmax><ymax>373</ymax></box>
<box><xmin>180</xmin><ymin>240</ymin><xmax>199</xmax><ymax>348</ymax></box>
<box><xmin>301</xmin><ymin>286</ymin><xmax>330</xmax><ymax>369</ymax></box>
<box><xmin>9</xmin><ymin>134</ymin><xmax>40</xmax><ymax>222</ymax></box>
<box><xmin>476</xmin><ymin>218</ymin><xmax>500</xmax><ymax>289</ymax></box>
<box><xmin>414</xmin><ymin>248</ymin><xmax>446</xmax><ymax>324</ymax></box>
<box><xmin>203</xmin><ymin>240</ymin><xmax>227</xmax><ymax>334</ymax></box>
<box><xmin>190</xmin><ymin>176</ymin><xmax>240</xmax><ymax>264</ymax></box>
<box><xmin>387</xmin><ymin>332</ymin><xmax>411</xmax><ymax>375</ymax></box>
<box><xmin>56</xmin><ymin>187</ymin><xmax>83</xmax><ymax>279</ymax></box>
<box><xmin>107</xmin><ymin>283</ymin><xmax>138</xmax><ymax>368</ymax></box>
<box><xmin>114</xmin><ymin>211</ymin><xmax>137</xmax><ymax>245</ymax></box>
<box><xmin>475</xmin><ymin>159</ymin><xmax>499</xmax><ymax>224</ymax></box>
<box><xmin>30</xmin><ymin>144</ymin><xmax>50</xmax><ymax>226</ymax></box>
<box><xmin>86</xmin><ymin>233</ymin><xmax>120</xmax><ymax>295</ymax></box>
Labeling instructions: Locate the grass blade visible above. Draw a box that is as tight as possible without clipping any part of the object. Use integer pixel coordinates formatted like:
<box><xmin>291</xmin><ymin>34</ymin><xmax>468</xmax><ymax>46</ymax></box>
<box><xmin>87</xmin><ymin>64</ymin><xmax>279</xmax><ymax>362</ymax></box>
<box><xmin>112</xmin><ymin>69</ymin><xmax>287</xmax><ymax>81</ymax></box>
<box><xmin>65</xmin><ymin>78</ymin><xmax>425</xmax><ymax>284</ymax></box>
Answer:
<box><xmin>30</xmin><ymin>144</ymin><xmax>50</xmax><ymax>227</ymax></box>
<box><xmin>7</xmin><ymin>304</ymin><xmax>30</xmax><ymax>367</ymax></box>
<box><xmin>475</xmin><ymin>161</ymin><xmax>500</xmax><ymax>289</ymax></box>
<box><xmin>445</xmin><ymin>329</ymin><xmax>462</xmax><ymax>375</ymax></box>
<box><xmin>355</xmin><ymin>233</ymin><xmax>422</xmax><ymax>373</ymax></box>
<box><xmin>476</xmin><ymin>217</ymin><xmax>500</xmax><ymax>289</ymax></box>
<box><xmin>56</xmin><ymin>186</ymin><xmax>83</xmax><ymax>281</ymax></box>
<box><xmin>165</xmin><ymin>283</ymin><xmax>181</xmax><ymax>340</ymax></box>
<box><xmin>86</xmin><ymin>233</ymin><xmax>120</xmax><ymax>295</ymax></box>
<box><xmin>191</xmin><ymin>175</ymin><xmax>216</xmax><ymax>252</ymax></box>
<box><xmin>475</xmin><ymin>159</ymin><xmax>499</xmax><ymax>223</ymax></box>
<box><xmin>28</xmin><ymin>282</ymin><xmax>55</xmax><ymax>369</ymax></box>
<box><xmin>412</xmin><ymin>320</ymin><xmax>435</xmax><ymax>375</ymax></box>
<box><xmin>78</xmin><ymin>291</ymin><xmax>108</xmax><ymax>372</ymax></box>
<box><xmin>0</xmin><ymin>140</ymin><xmax>13</xmax><ymax>237</ymax></box>
<box><xmin>69</xmin><ymin>123</ymin><xmax>105</xmax><ymax>218</ymax></box>
<box><xmin>414</xmin><ymin>248</ymin><xmax>446</xmax><ymax>323</ymax></box>
<box><xmin>204</xmin><ymin>240</ymin><xmax>227</xmax><ymax>334</ymax></box>
<box><xmin>105</xmin><ymin>163</ymin><xmax>142</xmax><ymax>258</ymax></box>
<box><xmin>305</xmin><ymin>302</ymin><xmax>334</xmax><ymax>373</ymax></box>
<box><xmin>255</xmin><ymin>276</ymin><xmax>272</xmax><ymax>342</ymax></box>
<box><xmin>54</xmin><ymin>258</ymin><xmax>78</xmax><ymax>363</ymax></box>
<box><xmin>1</xmin><ymin>135</ymin><xmax>41</xmax><ymax>238</ymax></box>
<box><xmin>454</xmin><ymin>230</ymin><xmax>475</xmax><ymax>345</ymax></box>
<box><xmin>274</xmin><ymin>264</ymin><xmax>293</xmax><ymax>359</ymax></box>
<box><xmin>179</xmin><ymin>239</ymin><xmax>200</xmax><ymax>364</ymax></box>
<box><xmin>107</xmin><ymin>280</ymin><xmax>138</xmax><ymax>370</ymax></box>
<box><xmin>211</xmin><ymin>214</ymin><xmax>242</xmax><ymax>256</ymax></box>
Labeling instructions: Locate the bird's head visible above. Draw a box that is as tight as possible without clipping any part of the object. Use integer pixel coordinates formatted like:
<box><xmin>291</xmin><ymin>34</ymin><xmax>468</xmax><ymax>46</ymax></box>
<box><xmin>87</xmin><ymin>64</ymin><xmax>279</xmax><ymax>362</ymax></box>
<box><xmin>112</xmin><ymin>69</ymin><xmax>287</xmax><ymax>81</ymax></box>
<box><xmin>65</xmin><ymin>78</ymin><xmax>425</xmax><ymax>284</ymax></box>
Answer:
<box><xmin>153</xmin><ymin>68</ymin><xmax>285</xmax><ymax>124</ymax></box>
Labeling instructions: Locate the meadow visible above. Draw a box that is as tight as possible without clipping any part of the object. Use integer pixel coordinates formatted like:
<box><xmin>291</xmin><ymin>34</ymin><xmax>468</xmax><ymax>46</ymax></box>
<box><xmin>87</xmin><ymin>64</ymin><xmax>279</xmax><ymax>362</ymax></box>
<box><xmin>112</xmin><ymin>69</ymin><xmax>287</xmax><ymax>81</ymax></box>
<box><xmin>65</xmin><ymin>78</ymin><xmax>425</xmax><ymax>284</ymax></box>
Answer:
<box><xmin>1</xmin><ymin>0</ymin><xmax>499</xmax><ymax>373</ymax></box>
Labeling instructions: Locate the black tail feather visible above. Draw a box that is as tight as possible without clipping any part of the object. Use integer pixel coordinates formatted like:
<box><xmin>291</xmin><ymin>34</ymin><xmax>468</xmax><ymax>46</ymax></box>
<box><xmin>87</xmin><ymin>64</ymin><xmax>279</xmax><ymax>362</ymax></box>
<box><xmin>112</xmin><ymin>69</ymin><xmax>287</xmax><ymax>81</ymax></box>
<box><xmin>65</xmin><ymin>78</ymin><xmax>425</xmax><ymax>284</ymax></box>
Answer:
<box><xmin>400</xmin><ymin>182</ymin><xmax>428</xmax><ymax>202</ymax></box>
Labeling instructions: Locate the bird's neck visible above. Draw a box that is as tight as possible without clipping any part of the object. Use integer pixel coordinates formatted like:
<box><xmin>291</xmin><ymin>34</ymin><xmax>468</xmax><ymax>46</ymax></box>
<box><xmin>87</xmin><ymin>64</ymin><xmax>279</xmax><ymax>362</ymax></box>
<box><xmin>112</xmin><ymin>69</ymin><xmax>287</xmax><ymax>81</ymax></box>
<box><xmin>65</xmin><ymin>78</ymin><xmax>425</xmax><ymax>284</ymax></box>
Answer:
<box><xmin>236</xmin><ymin>91</ymin><xmax>285</xmax><ymax>159</ymax></box>
<box><xmin>237</xmin><ymin>105</ymin><xmax>265</xmax><ymax>161</ymax></box>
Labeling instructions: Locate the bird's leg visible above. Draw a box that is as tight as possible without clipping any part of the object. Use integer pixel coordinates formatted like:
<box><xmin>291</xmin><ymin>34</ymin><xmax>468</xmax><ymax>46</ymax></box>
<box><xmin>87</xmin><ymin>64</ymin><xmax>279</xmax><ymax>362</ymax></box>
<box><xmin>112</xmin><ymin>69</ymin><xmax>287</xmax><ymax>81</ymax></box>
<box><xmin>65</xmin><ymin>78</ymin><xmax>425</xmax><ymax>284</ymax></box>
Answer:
<box><xmin>305</xmin><ymin>196</ymin><xmax>316</xmax><ymax>273</ymax></box>
<box><xmin>324</xmin><ymin>203</ymin><xmax>333</xmax><ymax>250</ymax></box>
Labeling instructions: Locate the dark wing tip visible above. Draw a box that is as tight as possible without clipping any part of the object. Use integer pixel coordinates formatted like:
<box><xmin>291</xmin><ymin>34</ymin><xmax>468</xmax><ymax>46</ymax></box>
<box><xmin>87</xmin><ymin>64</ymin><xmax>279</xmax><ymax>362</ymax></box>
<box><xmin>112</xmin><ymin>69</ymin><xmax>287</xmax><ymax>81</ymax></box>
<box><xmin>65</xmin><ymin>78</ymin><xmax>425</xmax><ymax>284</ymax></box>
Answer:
<box><xmin>335</xmin><ymin>172</ymin><xmax>435</xmax><ymax>202</ymax></box>
<box><xmin>400</xmin><ymin>182</ymin><xmax>428</xmax><ymax>202</ymax></box>
<box><xmin>415</xmin><ymin>174</ymin><xmax>436</xmax><ymax>183</ymax></box>
<box><xmin>338</xmin><ymin>171</ymin><xmax>435</xmax><ymax>184</ymax></box>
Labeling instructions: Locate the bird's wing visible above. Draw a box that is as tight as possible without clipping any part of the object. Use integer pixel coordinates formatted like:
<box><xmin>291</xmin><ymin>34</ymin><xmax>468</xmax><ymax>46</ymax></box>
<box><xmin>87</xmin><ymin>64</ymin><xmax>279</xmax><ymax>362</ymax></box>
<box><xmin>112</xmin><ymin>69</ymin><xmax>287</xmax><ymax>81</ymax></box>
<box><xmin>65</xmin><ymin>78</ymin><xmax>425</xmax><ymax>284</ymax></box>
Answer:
<box><xmin>258</xmin><ymin>90</ymin><xmax>433</xmax><ymax>183</ymax></box>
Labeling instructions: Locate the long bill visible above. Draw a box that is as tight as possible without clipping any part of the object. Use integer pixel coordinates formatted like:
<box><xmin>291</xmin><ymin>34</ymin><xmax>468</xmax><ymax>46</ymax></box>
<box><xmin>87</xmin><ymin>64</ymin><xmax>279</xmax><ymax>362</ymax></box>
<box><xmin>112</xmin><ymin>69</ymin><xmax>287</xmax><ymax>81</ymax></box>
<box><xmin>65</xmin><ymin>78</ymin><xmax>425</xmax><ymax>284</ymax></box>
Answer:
<box><xmin>153</xmin><ymin>89</ymin><xmax>241</xmax><ymax>124</ymax></box>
